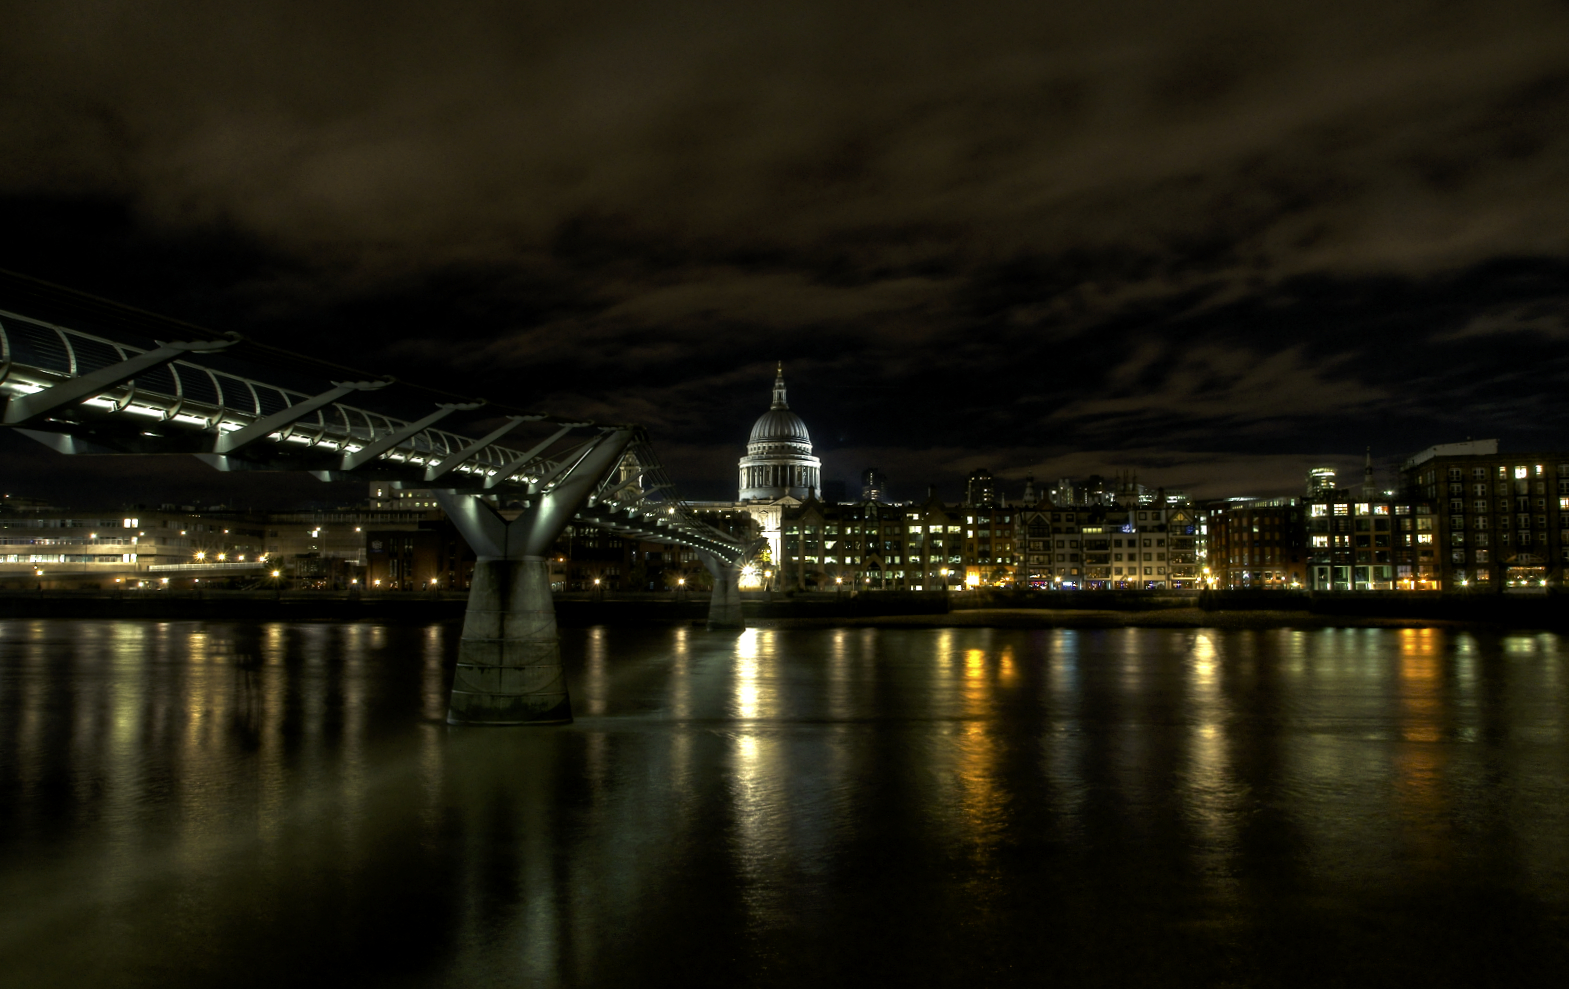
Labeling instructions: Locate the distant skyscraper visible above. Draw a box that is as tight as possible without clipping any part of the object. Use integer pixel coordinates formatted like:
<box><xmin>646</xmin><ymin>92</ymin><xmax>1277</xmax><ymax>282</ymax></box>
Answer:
<box><xmin>1306</xmin><ymin>466</ymin><xmax>1337</xmax><ymax>497</ymax></box>
<box><xmin>965</xmin><ymin>468</ymin><xmax>997</xmax><ymax>507</ymax></box>
<box><xmin>861</xmin><ymin>467</ymin><xmax>888</xmax><ymax>503</ymax></box>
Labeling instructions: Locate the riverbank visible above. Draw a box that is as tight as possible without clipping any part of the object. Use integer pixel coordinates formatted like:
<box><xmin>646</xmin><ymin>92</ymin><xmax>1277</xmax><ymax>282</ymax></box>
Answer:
<box><xmin>1</xmin><ymin>588</ymin><xmax>1566</xmax><ymax>630</ymax></box>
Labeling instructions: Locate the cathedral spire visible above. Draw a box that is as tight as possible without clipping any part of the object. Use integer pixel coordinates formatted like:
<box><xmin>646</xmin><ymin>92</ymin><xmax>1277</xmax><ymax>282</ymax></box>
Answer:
<box><xmin>771</xmin><ymin>361</ymin><xmax>788</xmax><ymax>410</ymax></box>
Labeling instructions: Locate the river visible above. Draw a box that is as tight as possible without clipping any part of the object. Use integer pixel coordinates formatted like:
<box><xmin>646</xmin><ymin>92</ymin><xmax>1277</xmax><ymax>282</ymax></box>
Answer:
<box><xmin>1</xmin><ymin>620</ymin><xmax>1566</xmax><ymax>986</ymax></box>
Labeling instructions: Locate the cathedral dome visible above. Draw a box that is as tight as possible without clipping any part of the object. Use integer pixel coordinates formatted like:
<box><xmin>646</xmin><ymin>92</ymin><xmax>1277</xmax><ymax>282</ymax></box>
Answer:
<box><xmin>737</xmin><ymin>362</ymin><xmax>821</xmax><ymax>503</ymax></box>
<box><xmin>749</xmin><ymin>407</ymin><xmax>811</xmax><ymax>446</ymax></box>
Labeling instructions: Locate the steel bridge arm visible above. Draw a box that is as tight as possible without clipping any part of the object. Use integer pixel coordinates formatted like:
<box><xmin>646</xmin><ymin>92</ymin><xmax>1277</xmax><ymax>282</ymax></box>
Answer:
<box><xmin>340</xmin><ymin>401</ymin><xmax>484</xmax><ymax>471</ymax></box>
<box><xmin>483</xmin><ymin>423</ymin><xmax>580</xmax><ymax>489</ymax></box>
<box><xmin>2</xmin><ymin>336</ymin><xmax>238</xmax><ymax>425</ymax></box>
<box><xmin>424</xmin><ymin>415</ymin><xmax>537</xmax><ymax>482</ymax></box>
<box><xmin>213</xmin><ymin>379</ymin><xmax>390</xmax><ymax>454</ymax></box>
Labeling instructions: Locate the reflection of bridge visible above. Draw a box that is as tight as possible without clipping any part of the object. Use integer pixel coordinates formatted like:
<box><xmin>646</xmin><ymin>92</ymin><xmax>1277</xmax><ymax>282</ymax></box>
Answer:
<box><xmin>0</xmin><ymin>271</ymin><xmax>760</xmax><ymax>725</ymax></box>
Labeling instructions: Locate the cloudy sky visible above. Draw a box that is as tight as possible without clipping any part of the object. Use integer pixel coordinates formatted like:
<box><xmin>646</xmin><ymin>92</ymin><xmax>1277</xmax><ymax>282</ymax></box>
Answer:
<box><xmin>2</xmin><ymin>0</ymin><xmax>1567</xmax><ymax>504</ymax></box>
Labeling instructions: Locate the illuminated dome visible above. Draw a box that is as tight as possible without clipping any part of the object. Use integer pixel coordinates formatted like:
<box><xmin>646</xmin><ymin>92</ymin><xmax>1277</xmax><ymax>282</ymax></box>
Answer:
<box><xmin>738</xmin><ymin>363</ymin><xmax>821</xmax><ymax>502</ymax></box>
<box><xmin>749</xmin><ymin>407</ymin><xmax>812</xmax><ymax>446</ymax></box>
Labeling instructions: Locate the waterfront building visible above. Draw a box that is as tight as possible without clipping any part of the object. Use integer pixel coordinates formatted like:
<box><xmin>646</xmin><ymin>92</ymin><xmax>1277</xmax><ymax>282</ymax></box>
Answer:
<box><xmin>1302</xmin><ymin>493</ymin><xmax>1424</xmax><ymax>591</ymax></box>
<box><xmin>1398</xmin><ymin>440</ymin><xmax>1569</xmax><ymax>591</ymax></box>
<box><xmin>773</xmin><ymin>496</ymin><xmax>1014</xmax><ymax>591</ymax></box>
<box><xmin>1209</xmin><ymin>498</ymin><xmax>1308</xmax><ymax>589</ymax></box>
<box><xmin>1166</xmin><ymin>504</ymin><xmax>1202</xmax><ymax>588</ymax></box>
<box><xmin>0</xmin><ymin>508</ymin><xmax>210</xmax><ymax>588</ymax></box>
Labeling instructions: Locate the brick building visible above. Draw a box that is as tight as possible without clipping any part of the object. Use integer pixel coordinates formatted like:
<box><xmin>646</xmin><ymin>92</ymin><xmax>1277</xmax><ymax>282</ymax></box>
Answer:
<box><xmin>1399</xmin><ymin>440</ymin><xmax>1569</xmax><ymax>591</ymax></box>
<box><xmin>1208</xmin><ymin>498</ymin><xmax>1307</xmax><ymax>589</ymax></box>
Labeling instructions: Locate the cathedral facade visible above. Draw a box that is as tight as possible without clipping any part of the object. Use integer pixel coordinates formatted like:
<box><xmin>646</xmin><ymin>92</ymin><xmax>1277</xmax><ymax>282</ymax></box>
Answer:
<box><xmin>687</xmin><ymin>364</ymin><xmax>819</xmax><ymax>585</ymax></box>
<box><xmin>737</xmin><ymin>364</ymin><xmax>821</xmax><ymax>502</ymax></box>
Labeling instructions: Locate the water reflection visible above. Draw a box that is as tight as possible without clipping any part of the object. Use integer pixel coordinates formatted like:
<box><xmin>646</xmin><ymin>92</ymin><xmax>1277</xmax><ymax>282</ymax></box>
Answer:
<box><xmin>2</xmin><ymin>620</ymin><xmax>1569</xmax><ymax>987</ymax></box>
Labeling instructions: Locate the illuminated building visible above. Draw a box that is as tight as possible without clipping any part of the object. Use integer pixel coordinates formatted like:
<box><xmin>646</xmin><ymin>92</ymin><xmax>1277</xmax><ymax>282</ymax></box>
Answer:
<box><xmin>1211</xmin><ymin>498</ymin><xmax>1308</xmax><ymax>589</ymax></box>
<box><xmin>965</xmin><ymin>469</ymin><xmax>997</xmax><ymax>507</ymax></box>
<box><xmin>738</xmin><ymin>363</ymin><xmax>820</xmax><ymax>502</ymax></box>
<box><xmin>1398</xmin><ymin>440</ymin><xmax>1569</xmax><ymax>591</ymax></box>
<box><xmin>1017</xmin><ymin>494</ymin><xmax>1192</xmax><ymax>589</ymax></box>
<box><xmin>860</xmin><ymin>468</ymin><xmax>889</xmax><ymax>503</ymax></box>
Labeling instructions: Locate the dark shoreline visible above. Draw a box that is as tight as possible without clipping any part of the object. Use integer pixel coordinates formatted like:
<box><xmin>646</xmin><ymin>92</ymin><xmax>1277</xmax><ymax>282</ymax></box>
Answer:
<box><xmin>1</xmin><ymin>588</ymin><xmax>1567</xmax><ymax>631</ymax></box>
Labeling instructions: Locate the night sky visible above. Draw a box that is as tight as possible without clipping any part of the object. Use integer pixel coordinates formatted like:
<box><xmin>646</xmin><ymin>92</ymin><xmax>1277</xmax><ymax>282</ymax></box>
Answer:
<box><xmin>3</xmin><ymin>1</ymin><xmax>1568</xmax><ymax>505</ymax></box>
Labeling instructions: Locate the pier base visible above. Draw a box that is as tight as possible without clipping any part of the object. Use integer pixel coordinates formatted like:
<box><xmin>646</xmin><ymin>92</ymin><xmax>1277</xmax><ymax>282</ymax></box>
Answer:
<box><xmin>448</xmin><ymin>557</ymin><xmax>571</xmax><ymax>725</ymax></box>
<box><xmin>703</xmin><ymin>555</ymin><xmax>745</xmax><ymax>630</ymax></box>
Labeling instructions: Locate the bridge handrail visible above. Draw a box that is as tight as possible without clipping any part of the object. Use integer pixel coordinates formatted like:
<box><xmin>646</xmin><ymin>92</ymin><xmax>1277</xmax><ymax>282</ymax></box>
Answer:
<box><xmin>0</xmin><ymin>294</ymin><xmax>753</xmax><ymax>560</ymax></box>
<box><xmin>0</xmin><ymin>307</ymin><xmax>583</xmax><ymax>484</ymax></box>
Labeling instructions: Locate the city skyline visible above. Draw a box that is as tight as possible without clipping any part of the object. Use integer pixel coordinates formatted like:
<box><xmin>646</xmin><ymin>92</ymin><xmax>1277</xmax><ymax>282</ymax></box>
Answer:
<box><xmin>2</xmin><ymin>2</ymin><xmax>1567</xmax><ymax>506</ymax></box>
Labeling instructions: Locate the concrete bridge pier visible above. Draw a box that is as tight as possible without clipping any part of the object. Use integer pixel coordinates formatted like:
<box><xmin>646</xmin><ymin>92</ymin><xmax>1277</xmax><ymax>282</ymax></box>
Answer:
<box><xmin>450</xmin><ymin>556</ymin><xmax>568</xmax><ymax>724</ymax></box>
<box><xmin>701</xmin><ymin>552</ymin><xmax>745</xmax><ymax>630</ymax></box>
<box><xmin>436</xmin><ymin>428</ymin><xmax>633</xmax><ymax>726</ymax></box>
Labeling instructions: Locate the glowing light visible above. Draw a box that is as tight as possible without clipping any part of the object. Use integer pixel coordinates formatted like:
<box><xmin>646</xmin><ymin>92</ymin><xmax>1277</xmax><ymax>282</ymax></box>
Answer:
<box><xmin>271</xmin><ymin>570</ymin><xmax>281</xmax><ymax>577</ymax></box>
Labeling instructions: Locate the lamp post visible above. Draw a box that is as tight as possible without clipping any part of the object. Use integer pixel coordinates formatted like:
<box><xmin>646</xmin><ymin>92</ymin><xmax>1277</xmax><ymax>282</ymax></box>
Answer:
<box><xmin>940</xmin><ymin>567</ymin><xmax>949</xmax><ymax>604</ymax></box>
<box><xmin>835</xmin><ymin>575</ymin><xmax>843</xmax><ymax>601</ymax></box>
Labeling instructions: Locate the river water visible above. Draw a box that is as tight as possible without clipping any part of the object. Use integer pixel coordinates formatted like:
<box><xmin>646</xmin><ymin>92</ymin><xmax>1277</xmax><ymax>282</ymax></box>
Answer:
<box><xmin>1</xmin><ymin>619</ymin><xmax>1566</xmax><ymax>987</ymax></box>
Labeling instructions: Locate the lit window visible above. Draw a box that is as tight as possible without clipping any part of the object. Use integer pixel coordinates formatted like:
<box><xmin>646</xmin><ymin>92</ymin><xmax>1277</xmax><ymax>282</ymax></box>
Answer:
<box><xmin>1356</xmin><ymin>503</ymin><xmax>1370</xmax><ymax>515</ymax></box>
<box><xmin>1515</xmin><ymin>466</ymin><xmax>1528</xmax><ymax>479</ymax></box>
<box><xmin>1311</xmin><ymin>504</ymin><xmax>1327</xmax><ymax>517</ymax></box>
<box><xmin>1334</xmin><ymin>504</ymin><xmax>1349</xmax><ymax>515</ymax></box>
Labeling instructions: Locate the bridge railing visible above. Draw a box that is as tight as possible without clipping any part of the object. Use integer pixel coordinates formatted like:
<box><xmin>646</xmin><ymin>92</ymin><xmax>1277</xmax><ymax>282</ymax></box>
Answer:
<box><xmin>0</xmin><ymin>306</ymin><xmax>591</xmax><ymax>486</ymax></box>
<box><xmin>1</xmin><ymin>289</ymin><xmax>754</xmax><ymax>561</ymax></box>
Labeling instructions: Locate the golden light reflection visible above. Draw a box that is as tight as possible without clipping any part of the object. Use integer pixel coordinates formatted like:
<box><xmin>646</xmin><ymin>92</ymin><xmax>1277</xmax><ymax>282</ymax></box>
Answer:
<box><xmin>1046</xmin><ymin>630</ymin><xmax>1079</xmax><ymax>703</ymax></box>
<box><xmin>1397</xmin><ymin>628</ymin><xmax>1442</xmax><ymax>744</ymax></box>
<box><xmin>828</xmin><ymin>629</ymin><xmax>851</xmax><ymax>720</ymax></box>
<box><xmin>669</xmin><ymin>626</ymin><xmax>691</xmax><ymax>719</ymax></box>
<box><xmin>935</xmin><ymin>629</ymin><xmax>956</xmax><ymax>679</ymax></box>
<box><xmin>585</xmin><ymin>627</ymin><xmax>607</xmax><ymax>716</ymax></box>
<box><xmin>1182</xmin><ymin>633</ymin><xmax>1239</xmax><ymax>863</ymax></box>
<box><xmin>730</xmin><ymin>730</ymin><xmax>789</xmax><ymax>902</ymax></box>
<box><xmin>1393</xmin><ymin>627</ymin><xmax>1449</xmax><ymax>862</ymax></box>
<box><xmin>732</xmin><ymin>629</ymin><xmax>779</xmax><ymax>721</ymax></box>
<box><xmin>956</xmin><ymin>719</ymin><xmax>1004</xmax><ymax>852</ymax></box>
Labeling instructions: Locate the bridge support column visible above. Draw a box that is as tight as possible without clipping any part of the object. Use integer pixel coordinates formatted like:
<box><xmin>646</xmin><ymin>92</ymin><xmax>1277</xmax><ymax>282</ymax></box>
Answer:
<box><xmin>701</xmin><ymin>553</ymin><xmax>745</xmax><ymax>630</ymax></box>
<box><xmin>435</xmin><ymin>427</ymin><xmax>635</xmax><ymax>726</ymax></box>
<box><xmin>449</xmin><ymin>556</ymin><xmax>570</xmax><ymax>724</ymax></box>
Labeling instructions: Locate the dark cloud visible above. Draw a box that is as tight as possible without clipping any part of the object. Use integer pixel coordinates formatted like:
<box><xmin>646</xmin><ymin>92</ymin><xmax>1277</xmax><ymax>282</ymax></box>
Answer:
<box><xmin>1</xmin><ymin>1</ymin><xmax>1567</xmax><ymax>504</ymax></box>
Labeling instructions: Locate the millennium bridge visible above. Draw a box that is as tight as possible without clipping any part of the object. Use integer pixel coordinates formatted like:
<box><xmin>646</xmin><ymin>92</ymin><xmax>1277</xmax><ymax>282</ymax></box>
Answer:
<box><xmin>0</xmin><ymin>270</ymin><xmax>761</xmax><ymax>725</ymax></box>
